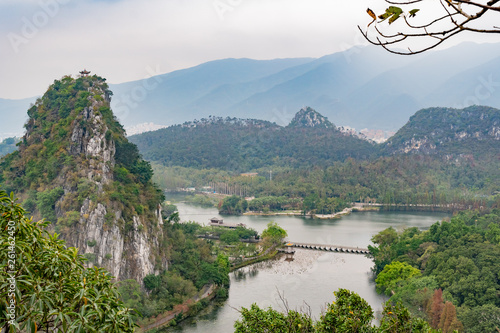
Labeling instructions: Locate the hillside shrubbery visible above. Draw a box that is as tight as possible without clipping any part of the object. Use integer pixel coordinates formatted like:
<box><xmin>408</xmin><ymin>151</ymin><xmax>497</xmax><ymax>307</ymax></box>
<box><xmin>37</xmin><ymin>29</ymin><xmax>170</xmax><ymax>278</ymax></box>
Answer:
<box><xmin>0</xmin><ymin>190</ymin><xmax>136</xmax><ymax>332</ymax></box>
<box><xmin>234</xmin><ymin>288</ymin><xmax>435</xmax><ymax>332</ymax></box>
<box><xmin>369</xmin><ymin>209</ymin><xmax>500</xmax><ymax>332</ymax></box>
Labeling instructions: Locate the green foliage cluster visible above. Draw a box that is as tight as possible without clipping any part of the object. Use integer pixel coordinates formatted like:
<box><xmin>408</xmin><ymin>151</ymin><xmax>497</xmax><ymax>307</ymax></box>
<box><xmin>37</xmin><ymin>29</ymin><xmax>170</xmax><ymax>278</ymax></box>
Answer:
<box><xmin>153</xmin><ymin>153</ymin><xmax>499</xmax><ymax>218</ymax></box>
<box><xmin>165</xmin><ymin>182</ymin><xmax>347</xmax><ymax>218</ymax></box>
<box><xmin>184</xmin><ymin>194</ymin><xmax>218</xmax><ymax>207</ymax></box>
<box><xmin>201</xmin><ymin>225</ymin><xmax>258</xmax><ymax>242</ymax></box>
<box><xmin>248</xmin><ymin>196</ymin><xmax>302</xmax><ymax>212</ymax></box>
<box><xmin>375</xmin><ymin>261</ymin><xmax>421</xmax><ymax>296</ymax></box>
<box><xmin>162</xmin><ymin>203</ymin><xmax>178</xmax><ymax>217</ymax></box>
<box><xmin>104</xmin><ymin>177</ymin><xmax>164</xmax><ymax>226</ymax></box>
<box><xmin>220</xmin><ymin>195</ymin><xmax>248</xmax><ymax>214</ymax></box>
<box><xmin>114</xmin><ymin>139</ymin><xmax>153</xmax><ymax>185</ymax></box>
<box><xmin>261</xmin><ymin>221</ymin><xmax>287</xmax><ymax>246</ymax></box>
<box><xmin>369</xmin><ymin>209</ymin><xmax>500</xmax><ymax>331</ymax></box>
<box><xmin>234</xmin><ymin>303</ymin><xmax>315</xmax><ymax>333</ymax></box>
<box><xmin>378</xmin><ymin>301</ymin><xmax>437</xmax><ymax>333</ymax></box>
<box><xmin>35</xmin><ymin>187</ymin><xmax>64</xmax><ymax>222</ymax></box>
<box><xmin>120</xmin><ymin>271</ymin><xmax>197</xmax><ymax>319</ymax></box>
<box><xmin>165</xmin><ymin>221</ymin><xmax>231</xmax><ymax>288</ymax></box>
<box><xmin>316</xmin><ymin>289</ymin><xmax>374</xmax><ymax>332</ymax></box>
<box><xmin>0</xmin><ymin>190</ymin><xmax>135</xmax><ymax>332</ymax></box>
<box><xmin>234</xmin><ymin>288</ymin><xmax>434</xmax><ymax>332</ymax></box>
<box><xmin>117</xmin><ymin>220</ymin><xmax>231</xmax><ymax>320</ymax></box>
<box><xmin>302</xmin><ymin>193</ymin><xmax>350</xmax><ymax>215</ymax></box>
<box><xmin>197</xmin><ymin>225</ymin><xmax>259</xmax><ymax>259</ymax></box>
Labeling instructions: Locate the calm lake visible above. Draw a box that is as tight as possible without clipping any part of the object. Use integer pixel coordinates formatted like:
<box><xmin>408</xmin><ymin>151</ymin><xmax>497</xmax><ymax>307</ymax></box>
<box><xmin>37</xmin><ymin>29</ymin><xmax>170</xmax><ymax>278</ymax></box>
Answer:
<box><xmin>166</xmin><ymin>197</ymin><xmax>449</xmax><ymax>332</ymax></box>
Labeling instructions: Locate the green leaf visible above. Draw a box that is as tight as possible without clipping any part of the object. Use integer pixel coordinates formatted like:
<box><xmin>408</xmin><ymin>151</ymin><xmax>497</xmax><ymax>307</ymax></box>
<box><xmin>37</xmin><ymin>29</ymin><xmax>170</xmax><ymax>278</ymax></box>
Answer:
<box><xmin>409</xmin><ymin>9</ymin><xmax>420</xmax><ymax>18</ymax></box>
<box><xmin>0</xmin><ymin>190</ymin><xmax>136</xmax><ymax>331</ymax></box>
<box><xmin>378</xmin><ymin>6</ymin><xmax>403</xmax><ymax>24</ymax></box>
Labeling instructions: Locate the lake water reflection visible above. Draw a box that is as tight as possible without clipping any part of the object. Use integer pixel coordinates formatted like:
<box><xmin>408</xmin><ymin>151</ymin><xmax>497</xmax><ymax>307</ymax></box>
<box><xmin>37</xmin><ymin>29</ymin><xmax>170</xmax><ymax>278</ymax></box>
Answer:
<box><xmin>166</xmin><ymin>197</ymin><xmax>449</xmax><ymax>332</ymax></box>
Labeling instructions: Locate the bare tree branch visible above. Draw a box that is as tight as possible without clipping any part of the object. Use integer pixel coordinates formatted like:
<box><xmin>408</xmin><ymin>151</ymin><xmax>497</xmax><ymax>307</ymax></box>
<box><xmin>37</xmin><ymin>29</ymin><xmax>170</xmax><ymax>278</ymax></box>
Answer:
<box><xmin>385</xmin><ymin>0</ymin><xmax>424</xmax><ymax>4</ymax></box>
<box><xmin>454</xmin><ymin>0</ymin><xmax>500</xmax><ymax>12</ymax></box>
<box><xmin>360</xmin><ymin>0</ymin><xmax>500</xmax><ymax>54</ymax></box>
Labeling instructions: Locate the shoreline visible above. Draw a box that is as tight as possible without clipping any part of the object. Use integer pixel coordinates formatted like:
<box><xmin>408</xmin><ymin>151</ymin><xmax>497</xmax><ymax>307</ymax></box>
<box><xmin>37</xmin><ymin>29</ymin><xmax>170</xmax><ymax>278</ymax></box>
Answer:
<box><xmin>242</xmin><ymin>205</ymin><xmax>382</xmax><ymax>219</ymax></box>
<box><xmin>137</xmin><ymin>245</ymin><xmax>281</xmax><ymax>332</ymax></box>
<box><xmin>230</xmin><ymin>245</ymin><xmax>280</xmax><ymax>271</ymax></box>
<box><xmin>138</xmin><ymin>284</ymin><xmax>218</xmax><ymax>332</ymax></box>
<box><xmin>170</xmin><ymin>193</ymin><xmax>464</xmax><ymax>218</ymax></box>
<box><xmin>238</xmin><ymin>203</ymin><xmax>458</xmax><ymax>219</ymax></box>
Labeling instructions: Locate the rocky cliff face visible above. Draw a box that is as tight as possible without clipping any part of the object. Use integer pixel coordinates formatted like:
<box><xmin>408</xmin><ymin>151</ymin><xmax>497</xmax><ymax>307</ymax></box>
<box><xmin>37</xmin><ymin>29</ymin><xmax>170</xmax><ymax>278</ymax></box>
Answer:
<box><xmin>383</xmin><ymin>105</ymin><xmax>500</xmax><ymax>156</ymax></box>
<box><xmin>287</xmin><ymin>107</ymin><xmax>335</xmax><ymax>129</ymax></box>
<box><xmin>71</xmin><ymin>200</ymin><xmax>162</xmax><ymax>282</ymax></box>
<box><xmin>0</xmin><ymin>75</ymin><xmax>166</xmax><ymax>283</ymax></box>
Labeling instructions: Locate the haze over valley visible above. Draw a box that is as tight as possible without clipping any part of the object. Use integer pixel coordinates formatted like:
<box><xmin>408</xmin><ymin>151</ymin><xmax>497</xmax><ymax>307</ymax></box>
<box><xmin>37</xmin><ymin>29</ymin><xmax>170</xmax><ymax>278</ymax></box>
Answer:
<box><xmin>1</xmin><ymin>1</ymin><xmax>500</xmax><ymax>332</ymax></box>
<box><xmin>2</xmin><ymin>42</ymin><xmax>500</xmax><ymax>142</ymax></box>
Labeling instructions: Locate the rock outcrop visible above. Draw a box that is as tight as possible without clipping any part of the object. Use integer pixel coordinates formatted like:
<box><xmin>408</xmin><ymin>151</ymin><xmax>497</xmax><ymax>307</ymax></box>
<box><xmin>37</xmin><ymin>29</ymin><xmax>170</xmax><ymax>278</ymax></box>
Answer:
<box><xmin>383</xmin><ymin>105</ymin><xmax>500</xmax><ymax>156</ymax></box>
<box><xmin>0</xmin><ymin>74</ymin><xmax>166</xmax><ymax>283</ymax></box>
<box><xmin>287</xmin><ymin>107</ymin><xmax>335</xmax><ymax>129</ymax></box>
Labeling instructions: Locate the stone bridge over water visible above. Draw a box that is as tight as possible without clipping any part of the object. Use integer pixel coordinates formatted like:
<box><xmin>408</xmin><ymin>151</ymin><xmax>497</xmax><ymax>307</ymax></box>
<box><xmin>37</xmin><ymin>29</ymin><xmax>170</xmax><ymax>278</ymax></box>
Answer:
<box><xmin>282</xmin><ymin>242</ymin><xmax>370</xmax><ymax>255</ymax></box>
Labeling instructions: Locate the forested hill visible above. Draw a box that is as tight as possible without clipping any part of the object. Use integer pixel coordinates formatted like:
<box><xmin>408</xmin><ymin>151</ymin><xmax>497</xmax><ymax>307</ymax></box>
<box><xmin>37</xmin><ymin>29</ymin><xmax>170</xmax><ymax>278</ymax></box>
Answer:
<box><xmin>0</xmin><ymin>75</ymin><xmax>166</xmax><ymax>283</ymax></box>
<box><xmin>383</xmin><ymin>105</ymin><xmax>500</xmax><ymax>157</ymax></box>
<box><xmin>129</xmin><ymin>108</ymin><xmax>376</xmax><ymax>170</ymax></box>
<box><xmin>129</xmin><ymin>105</ymin><xmax>500</xmax><ymax>171</ymax></box>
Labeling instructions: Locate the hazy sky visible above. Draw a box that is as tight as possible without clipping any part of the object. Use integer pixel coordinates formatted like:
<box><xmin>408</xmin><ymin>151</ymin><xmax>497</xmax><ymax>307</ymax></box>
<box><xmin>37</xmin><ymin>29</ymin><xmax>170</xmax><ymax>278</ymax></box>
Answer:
<box><xmin>1</xmin><ymin>0</ymin><xmax>497</xmax><ymax>99</ymax></box>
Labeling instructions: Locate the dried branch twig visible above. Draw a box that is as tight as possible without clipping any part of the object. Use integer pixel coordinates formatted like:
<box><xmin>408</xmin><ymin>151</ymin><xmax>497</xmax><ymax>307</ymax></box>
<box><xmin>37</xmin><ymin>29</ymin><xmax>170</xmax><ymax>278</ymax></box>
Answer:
<box><xmin>360</xmin><ymin>0</ymin><xmax>500</xmax><ymax>55</ymax></box>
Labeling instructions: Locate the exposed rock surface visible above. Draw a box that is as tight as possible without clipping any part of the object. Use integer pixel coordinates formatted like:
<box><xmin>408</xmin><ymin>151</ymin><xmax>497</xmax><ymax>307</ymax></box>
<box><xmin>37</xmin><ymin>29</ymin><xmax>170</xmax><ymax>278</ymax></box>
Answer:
<box><xmin>383</xmin><ymin>105</ymin><xmax>500</xmax><ymax>156</ymax></box>
<box><xmin>0</xmin><ymin>75</ymin><xmax>166</xmax><ymax>283</ymax></box>
<box><xmin>287</xmin><ymin>107</ymin><xmax>335</xmax><ymax>129</ymax></box>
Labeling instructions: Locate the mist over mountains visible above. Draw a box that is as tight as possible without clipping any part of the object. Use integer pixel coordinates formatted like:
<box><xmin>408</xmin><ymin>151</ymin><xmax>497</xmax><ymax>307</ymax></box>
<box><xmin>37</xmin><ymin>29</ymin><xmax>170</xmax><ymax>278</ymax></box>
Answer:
<box><xmin>2</xmin><ymin>42</ymin><xmax>499</xmax><ymax>139</ymax></box>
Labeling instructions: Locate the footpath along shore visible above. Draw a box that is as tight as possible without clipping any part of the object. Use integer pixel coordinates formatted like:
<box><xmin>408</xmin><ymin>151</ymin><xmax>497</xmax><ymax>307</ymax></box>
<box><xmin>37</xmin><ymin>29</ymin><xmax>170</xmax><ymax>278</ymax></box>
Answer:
<box><xmin>137</xmin><ymin>244</ymin><xmax>281</xmax><ymax>332</ymax></box>
<box><xmin>138</xmin><ymin>284</ymin><xmax>215</xmax><ymax>332</ymax></box>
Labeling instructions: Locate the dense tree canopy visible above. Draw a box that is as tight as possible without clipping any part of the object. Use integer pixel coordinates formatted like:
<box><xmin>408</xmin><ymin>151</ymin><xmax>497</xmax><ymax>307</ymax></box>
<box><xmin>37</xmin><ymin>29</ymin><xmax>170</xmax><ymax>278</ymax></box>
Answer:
<box><xmin>154</xmin><ymin>152</ymin><xmax>499</xmax><ymax>216</ymax></box>
<box><xmin>234</xmin><ymin>288</ymin><xmax>434</xmax><ymax>332</ymax></box>
<box><xmin>148</xmin><ymin>106</ymin><xmax>499</xmax><ymax>218</ymax></box>
<box><xmin>129</xmin><ymin>116</ymin><xmax>376</xmax><ymax>171</ymax></box>
<box><xmin>220</xmin><ymin>195</ymin><xmax>248</xmax><ymax>215</ymax></box>
<box><xmin>0</xmin><ymin>190</ymin><xmax>135</xmax><ymax>332</ymax></box>
<box><xmin>375</xmin><ymin>261</ymin><xmax>421</xmax><ymax>296</ymax></box>
<box><xmin>369</xmin><ymin>209</ymin><xmax>500</xmax><ymax>331</ymax></box>
<box><xmin>261</xmin><ymin>221</ymin><xmax>288</xmax><ymax>246</ymax></box>
<box><xmin>117</xmin><ymin>220</ymin><xmax>232</xmax><ymax>320</ymax></box>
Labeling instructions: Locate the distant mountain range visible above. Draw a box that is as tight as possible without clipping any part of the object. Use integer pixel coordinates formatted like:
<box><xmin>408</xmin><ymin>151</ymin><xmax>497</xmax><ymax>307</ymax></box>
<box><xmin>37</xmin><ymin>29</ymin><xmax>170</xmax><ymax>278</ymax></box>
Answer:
<box><xmin>129</xmin><ymin>105</ymin><xmax>500</xmax><ymax>171</ymax></box>
<box><xmin>108</xmin><ymin>42</ymin><xmax>500</xmax><ymax>132</ymax></box>
<box><xmin>2</xmin><ymin>42</ymin><xmax>500</xmax><ymax>139</ymax></box>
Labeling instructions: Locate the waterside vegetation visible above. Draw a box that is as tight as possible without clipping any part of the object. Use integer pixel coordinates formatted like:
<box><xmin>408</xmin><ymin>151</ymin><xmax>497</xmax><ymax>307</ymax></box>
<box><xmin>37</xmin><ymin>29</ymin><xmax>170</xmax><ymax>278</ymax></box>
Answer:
<box><xmin>369</xmin><ymin>209</ymin><xmax>500</xmax><ymax>332</ymax></box>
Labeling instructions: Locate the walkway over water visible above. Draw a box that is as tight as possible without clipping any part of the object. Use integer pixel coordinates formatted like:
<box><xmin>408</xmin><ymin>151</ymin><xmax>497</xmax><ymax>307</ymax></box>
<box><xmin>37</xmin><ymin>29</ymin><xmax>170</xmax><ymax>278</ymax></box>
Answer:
<box><xmin>284</xmin><ymin>242</ymin><xmax>370</xmax><ymax>254</ymax></box>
